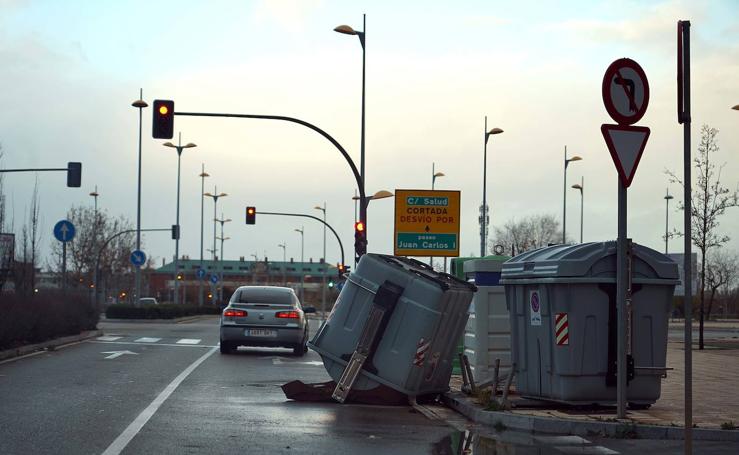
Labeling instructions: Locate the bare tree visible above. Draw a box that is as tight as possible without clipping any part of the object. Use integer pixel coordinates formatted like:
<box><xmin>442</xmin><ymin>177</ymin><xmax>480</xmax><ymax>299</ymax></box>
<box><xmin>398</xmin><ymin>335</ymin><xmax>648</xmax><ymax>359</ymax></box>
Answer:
<box><xmin>491</xmin><ymin>214</ymin><xmax>566</xmax><ymax>255</ymax></box>
<box><xmin>705</xmin><ymin>249</ymin><xmax>739</xmax><ymax>320</ymax></box>
<box><xmin>29</xmin><ymin>177</ymin><xmax>41</xmax><ymax>293</ymax></box>
<box><xmin>667</xmin><ymin>124</ymin><xmax>739</xmax><ymax>349</ymax></box>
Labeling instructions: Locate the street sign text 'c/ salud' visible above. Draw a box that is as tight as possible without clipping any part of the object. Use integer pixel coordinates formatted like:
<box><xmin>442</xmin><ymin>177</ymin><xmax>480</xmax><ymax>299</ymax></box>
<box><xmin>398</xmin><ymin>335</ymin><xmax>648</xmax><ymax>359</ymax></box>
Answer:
<box><xmin>394</xmin><ymin>189</ymin><xmax>460</xmax><ymax>257</ymax></box>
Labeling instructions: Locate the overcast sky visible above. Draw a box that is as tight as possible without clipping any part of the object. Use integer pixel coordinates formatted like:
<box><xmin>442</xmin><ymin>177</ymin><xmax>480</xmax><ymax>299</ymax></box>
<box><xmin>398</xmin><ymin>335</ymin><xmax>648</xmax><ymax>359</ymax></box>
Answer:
<box><xmin>0</xmin><ymin>0</ymin><xmax>737</xmax><ymax>269</ymax></box>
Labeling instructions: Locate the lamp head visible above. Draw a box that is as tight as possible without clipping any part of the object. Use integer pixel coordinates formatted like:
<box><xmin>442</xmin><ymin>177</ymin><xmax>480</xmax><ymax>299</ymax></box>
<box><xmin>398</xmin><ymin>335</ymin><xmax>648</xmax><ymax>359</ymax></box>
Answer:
<box><xmin>733</xmin><ymin>104</ymin><xmax>739</xmax><ymax>111</ymax></box>
<box><xmin>163</xmin><ymin>142</ymin><xmax>176</xmax><ymax>148</ymax></box>
<box><xmin>372</xmin><ymin>190</ymin><xmax>394</xmax><ymax>200</ymax></box>
<box><xmin>569</xmin><ymin>156</ymin><xmax>583</xmax><ymax>162</ymax></box>
<box><xmin>571</xmin><ymin>184</ymin><xmax>583</xmax><ymax>190</ymax></box>
<box><xmin>334</xmin><ymin>24</ymin><xmax>357</xmax><ymax>35</ymax></box>
<box><xmin>132</xmin><ymin>99</ymin><xmax>148</xmax><ymax>108</ymax></box>
<box><xmin>183</xmin><ymin>142</ymin><xmax>197</xmax><ymax>148</ymax></box>
<box><xmin>433</xmin><ymin>172</ymin><xmax>445</xmax><ymax>178</ymax></box>
<box><xmin>665</xmin><ymin>194</ymin><xmax>674</xmax><ymax>201</ymax></box>
<box><xmin>488</xmin><ymin>128</ymin><xmax>504</xmax><ymax>135</ymax></box>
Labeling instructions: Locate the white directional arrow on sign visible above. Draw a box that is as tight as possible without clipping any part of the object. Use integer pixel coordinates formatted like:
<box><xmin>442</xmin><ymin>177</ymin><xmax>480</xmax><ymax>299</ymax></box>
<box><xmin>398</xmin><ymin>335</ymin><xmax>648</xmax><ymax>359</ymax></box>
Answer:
<box><xmin>601</xmin><ymin>124</ymin><xmax>650</xmax><ymax>188</ymax></box>
<box><xmin>101</xmin><ymin>350</ymin><xmax>138</xmax><ymax>359</ymax></box>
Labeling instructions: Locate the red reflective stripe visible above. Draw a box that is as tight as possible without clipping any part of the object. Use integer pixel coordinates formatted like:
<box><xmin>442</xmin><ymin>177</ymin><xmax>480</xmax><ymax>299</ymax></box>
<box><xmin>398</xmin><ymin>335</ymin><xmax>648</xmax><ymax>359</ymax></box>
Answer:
<box><xmin>558</xmin><ymin>333</ymin><xmax>570</xmax><ymax>345</ymax></box>
<box><xmin>556</xmin><ymin>323</ymin><xmax>567</xmax><ymax>338</ymax></box>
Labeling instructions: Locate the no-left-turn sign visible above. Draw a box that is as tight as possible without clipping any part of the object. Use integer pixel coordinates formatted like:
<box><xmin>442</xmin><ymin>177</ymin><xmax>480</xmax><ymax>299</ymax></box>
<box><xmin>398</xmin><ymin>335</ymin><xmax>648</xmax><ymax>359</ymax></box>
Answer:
<box><xmin>602</xmin><ymin>58</ymin><xmax>650</xmax><ymax>125</ymax></box>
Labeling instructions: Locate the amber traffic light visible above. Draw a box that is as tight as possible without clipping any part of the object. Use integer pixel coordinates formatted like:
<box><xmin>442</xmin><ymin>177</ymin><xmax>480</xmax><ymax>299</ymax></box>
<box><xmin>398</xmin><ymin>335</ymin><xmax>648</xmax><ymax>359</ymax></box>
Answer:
<box><xmin>152</xmin><ymin>100</ymin><xmax>175</xmax><ymax>139</ymax></box>
<box><xmin>246</xmin><ymin>206</ymin><xmax>256</xmax><ymax>224</ymax></box>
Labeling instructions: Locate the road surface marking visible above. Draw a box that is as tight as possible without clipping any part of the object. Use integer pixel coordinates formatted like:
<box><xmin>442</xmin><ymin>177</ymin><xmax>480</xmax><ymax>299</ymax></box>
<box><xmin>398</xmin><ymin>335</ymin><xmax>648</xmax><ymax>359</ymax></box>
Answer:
<box><xmin>555</xmin><ymin>446</ymin><xmax>619</xmax><ymax>454</ymax></box>
<box><xmin>134</xmin><ymin>337</ymin><xmax>161</xmax><ymax>343</ymax></box>
<box><xmin>176</xmin><ymin>338</ymin><xmax>201</xmax><ymax>345</ymax></box>
<box><xmin>101</xmin><ymin>350</ymin><xmax>138</xmax><ymax>359</ymax></box>
<box><xmin>535</xmin><ymin>436</ymin><xmax>590</xmax><ymax>445</ymax></box>
<box><xmin>88</xmin><ymin>340</ymin><xmax>217</xmax><ymax>349</ymax></box>
<box><xmin>97</xmin><ymin>336</ymin><xmax>123</xmax><ymax>342</ymax></box>
<box><xmin>101</xmin><ymin>345</ymin><xmax>218</xmax><ymax>455</ymax></box>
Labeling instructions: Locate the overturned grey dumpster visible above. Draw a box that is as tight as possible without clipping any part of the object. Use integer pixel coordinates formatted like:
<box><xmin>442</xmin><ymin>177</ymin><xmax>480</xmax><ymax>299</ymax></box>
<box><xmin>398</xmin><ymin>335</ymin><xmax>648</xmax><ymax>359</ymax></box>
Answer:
<box><xmin>500</xmin><ymin>242</ymin><xmax>678</xmax><ymax>407</ymax></box>
<box><xmin>463</xmin><ymin>256</ymin><xmax>512</xmax><ymax>382</ymax></box>
<box><xmin>309</xmin><ymin>254</ymin><xmax>476</xmax><ymax>401</ymax></box>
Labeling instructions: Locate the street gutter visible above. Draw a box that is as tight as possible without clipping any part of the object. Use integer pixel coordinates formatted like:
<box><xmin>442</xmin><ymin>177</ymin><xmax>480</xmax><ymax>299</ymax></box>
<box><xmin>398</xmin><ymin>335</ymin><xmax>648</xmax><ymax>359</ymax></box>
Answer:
<box><xmin>0</xmin><ymin>329</ymin><xmax>103</xmax><ymax>363</ymax></box>
<box><xmin>443</xmin><ymin>392</ymin><xmax>739</xmax><ymax>442</ymax></box>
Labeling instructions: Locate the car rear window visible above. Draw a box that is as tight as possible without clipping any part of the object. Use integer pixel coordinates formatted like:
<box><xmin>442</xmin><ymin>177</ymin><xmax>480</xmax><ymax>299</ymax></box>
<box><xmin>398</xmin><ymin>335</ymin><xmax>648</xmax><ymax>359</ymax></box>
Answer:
<box><xmin>235</xmin><ymin>289</ymin><xmax>294</xmax><ymax>305</ymax></box>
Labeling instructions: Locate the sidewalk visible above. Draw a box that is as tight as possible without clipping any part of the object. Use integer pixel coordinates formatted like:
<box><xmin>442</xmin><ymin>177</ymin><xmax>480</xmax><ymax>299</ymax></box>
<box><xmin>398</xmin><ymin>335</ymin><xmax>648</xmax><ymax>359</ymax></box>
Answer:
<box><xmin>446</xmin><ymin>340</ymin><xmax>739</xmax><ymax>440</ymax></box>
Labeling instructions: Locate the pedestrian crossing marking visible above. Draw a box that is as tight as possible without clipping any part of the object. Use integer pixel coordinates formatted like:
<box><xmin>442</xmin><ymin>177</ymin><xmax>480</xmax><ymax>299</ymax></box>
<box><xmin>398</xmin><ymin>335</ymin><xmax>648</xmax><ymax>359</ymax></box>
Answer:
<box><xmin>134</xmin><ymin>337</ymin><xmax>162</xmax><ymax>343</ymax></box>
<box><xmin>176</xmin><ymin>339</ymin><xmax>201</xmax><ymax>345</ymax></box>
<box><xmin>97</xmin><ymin>336</ymin><xmax>123</xmax><ymax>342</ymax></box>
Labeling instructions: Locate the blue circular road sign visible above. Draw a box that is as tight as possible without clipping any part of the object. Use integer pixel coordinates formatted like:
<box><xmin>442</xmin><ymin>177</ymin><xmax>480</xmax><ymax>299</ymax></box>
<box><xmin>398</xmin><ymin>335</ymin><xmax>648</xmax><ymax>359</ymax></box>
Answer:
<box><xmin>196</xmin><ymin>268</ymin><xmax>206</xmax><ymax>279</ymax></box>
<box><xmin>53</xmin><ymin>220</ymin><xmax>76</xmax><ymax>243</ymax></box>
<box><xmin>210</xmin><ymin>273</ymin><xmax>219</xmax><ymax>284</ymax></box>
<box><xmin>130</xmin><ymin>250</ymin><xmax>147</xmax><ymax>267</ymax></box>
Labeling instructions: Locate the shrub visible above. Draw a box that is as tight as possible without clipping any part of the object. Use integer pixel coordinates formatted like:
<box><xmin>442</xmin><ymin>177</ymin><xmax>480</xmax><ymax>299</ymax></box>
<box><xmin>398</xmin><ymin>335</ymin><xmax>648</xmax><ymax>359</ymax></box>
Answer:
<box><xmin>0</xmin><ymin>290</ymin><xmax>98</xmax><ymax>350</ymax></box>
<box><xmin>105</xmin><ymin>304</ymin><xmax>221</xmax><ymax>320</ymax></box>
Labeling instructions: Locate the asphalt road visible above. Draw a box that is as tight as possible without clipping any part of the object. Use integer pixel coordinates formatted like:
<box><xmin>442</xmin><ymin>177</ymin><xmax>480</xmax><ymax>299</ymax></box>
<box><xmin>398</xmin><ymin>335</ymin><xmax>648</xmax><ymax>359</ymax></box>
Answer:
<box><xmin>2</xmin><ymin>316</ymin><xmax>737</xmax><ymax>455</ymax></box>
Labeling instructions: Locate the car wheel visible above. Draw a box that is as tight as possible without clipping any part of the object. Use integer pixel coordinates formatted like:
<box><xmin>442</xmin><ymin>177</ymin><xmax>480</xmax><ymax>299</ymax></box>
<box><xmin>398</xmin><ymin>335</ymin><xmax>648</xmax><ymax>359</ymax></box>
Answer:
<box><xmin>220</xmin><ymin>340</ymin><xmax>232</xmax><ymax>354</ymax></box>
<box><xmin>293</xmin><ymin>342</ymin><xmax>306</xmax><ymax>357</ymax></box>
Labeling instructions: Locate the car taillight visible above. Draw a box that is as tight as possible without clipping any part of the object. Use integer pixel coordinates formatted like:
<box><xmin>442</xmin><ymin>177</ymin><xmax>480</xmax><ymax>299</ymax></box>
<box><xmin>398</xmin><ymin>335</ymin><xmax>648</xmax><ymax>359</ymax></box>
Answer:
<box><xmin>275</xmin><ymin>311</ymin><xmax>300</xmax><ymax>319</ymax></box>
<box><xmin>223</xmin><ymin>309</ymin><xmax>247</xmax><ymax>317</ymax></box>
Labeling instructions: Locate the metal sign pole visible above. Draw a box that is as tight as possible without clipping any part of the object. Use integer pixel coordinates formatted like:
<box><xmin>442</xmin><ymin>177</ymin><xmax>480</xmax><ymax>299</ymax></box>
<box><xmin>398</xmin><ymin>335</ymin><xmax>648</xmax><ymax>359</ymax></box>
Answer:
<box><xmin>616</xmin><ymin>179</ymin><xmax>628</xmax><ymax>418</ymax></box>
<box><xmin>62</xmin><ymin>242</ymin><xmax>67</xmax><ymax>293</ymax></box>
<box><xmin>679</xmin><ymin>19</ymin><xmax>693</xmax><ymax>455</ymax></box>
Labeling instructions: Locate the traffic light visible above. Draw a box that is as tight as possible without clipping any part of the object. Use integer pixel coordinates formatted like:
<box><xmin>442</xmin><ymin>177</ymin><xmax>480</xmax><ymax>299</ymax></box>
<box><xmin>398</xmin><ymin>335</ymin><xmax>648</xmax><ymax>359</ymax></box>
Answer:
<box><xmin>328</xmin><ymin>279</ymin><xmax>335</xmax><ymax>289</ymax></box>
<box><xmin>67</xmin><ymin>162</ymin><xmax>81</xmax><ymax>187</ymax></box>
<box><xmin>152</xmin><ymin>100</ymin><xmax>175</xmax><ymax>139</ymax></box>
<box><xmin>354</xmin><ymin>220</ymin><xmax>367</xmax><ymax>258</ymax></box>
<box><xmin>246</xmin><ymin>206</ymin><xmax>256</xmax><ymax>225</ymax></box>
<box><xmin>171</xmin><ymin>224</ymin><xmax>180</xmax><ymax>240</ymax></box>
<box><xmin>337</xmin><ymin>263</ymin><xmax>350</xmax><ymax>279</ymax></box>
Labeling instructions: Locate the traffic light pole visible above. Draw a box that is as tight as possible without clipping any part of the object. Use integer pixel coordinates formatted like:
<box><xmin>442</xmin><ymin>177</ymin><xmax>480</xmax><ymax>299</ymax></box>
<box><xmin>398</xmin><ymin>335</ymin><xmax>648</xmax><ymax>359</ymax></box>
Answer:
<box><xmin>173</xmin><ymin>111</ymin><xmax>367</xmax><ymax>256</ymax></box>
<box><xmin>256</xmin><ymin>211</ymin><xmax>345</xmax><ymax>268</ymax></box>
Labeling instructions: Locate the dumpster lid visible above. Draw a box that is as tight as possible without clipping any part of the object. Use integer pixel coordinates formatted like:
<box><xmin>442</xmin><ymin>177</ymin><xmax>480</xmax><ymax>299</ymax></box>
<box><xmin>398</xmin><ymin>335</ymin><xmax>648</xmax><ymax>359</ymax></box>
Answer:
<box><xmin>463</xmin><ymin>256</ymin><xmax>510</xmax><ymax>274</ymax></box>
<box><xmin>500</xmin><ymin>241</ymin><xmax>679</xmax><ymax>282</ymax></box>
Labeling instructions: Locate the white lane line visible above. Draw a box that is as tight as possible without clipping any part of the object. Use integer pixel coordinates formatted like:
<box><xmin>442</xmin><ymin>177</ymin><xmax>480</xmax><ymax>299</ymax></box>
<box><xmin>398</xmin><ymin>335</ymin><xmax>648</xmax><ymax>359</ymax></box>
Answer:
<box><xmin>175</xmin><ymin>338</ymin><xmax>201</xmax><ymax>345</ymax></box>
<box><xmin>536</xmin><ymin>435</ymin><xmax>590</xmax><ymax>445</ymax></box>
<box><xmin>134</xmin><ymin>337</ymin><xmax>161</xmax><ymax>343</ymax></box>
<box><xmin>555</xmin><ymin>446</ymin><xmax>619</xmax><ymax>455</ymax></box>
<box><xmin>88</xmin><ymin>340</ymin><xmax>217</xmax><ymax>349</ymax></box>
<box><xmin>101</xmin><ymin>345</ymin><xmax>218</xmax><ymax>455</ymax></box>
<box><xmin>97</xmin><ymin>336</ymin><xmax>123</xmax><ymax>342</ymax></box>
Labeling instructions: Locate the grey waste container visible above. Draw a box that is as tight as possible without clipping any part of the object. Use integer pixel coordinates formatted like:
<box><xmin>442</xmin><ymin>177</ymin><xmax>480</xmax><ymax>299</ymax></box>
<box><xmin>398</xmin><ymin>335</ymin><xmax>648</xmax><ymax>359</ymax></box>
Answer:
<box><xmin>463</xmin><ymin>257</ymin><xmax>512</xmax><ymax>381</ymax></box>
<box><xmin>500</xmin><ymin>242</ymin><xmax>678</xmax><ymax>406</ymax></box>
<box><xmin>309</xmin><ymin>253</ymin><xmax>476</xmax><ymax>397</ymax></box>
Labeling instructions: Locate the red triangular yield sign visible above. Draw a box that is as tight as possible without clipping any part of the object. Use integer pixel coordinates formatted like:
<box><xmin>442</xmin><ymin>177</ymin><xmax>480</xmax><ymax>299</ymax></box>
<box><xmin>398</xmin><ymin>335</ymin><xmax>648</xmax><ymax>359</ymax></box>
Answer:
<box><xmin>601</xmin><ymin>124</ymin><xmax>650</xmax><ymax>187</ymax></box>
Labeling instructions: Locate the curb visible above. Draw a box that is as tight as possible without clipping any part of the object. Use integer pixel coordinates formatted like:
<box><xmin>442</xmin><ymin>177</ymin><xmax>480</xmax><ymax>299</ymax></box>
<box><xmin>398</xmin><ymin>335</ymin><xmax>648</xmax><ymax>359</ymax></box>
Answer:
<box><xmin>443</xmin><ymin>392</ymin><xmax>739</xmax><ymax>442</ymax></box>
<box><xmin>0</xmin><ymin>329</ymin><xmax>103</xmax><ymax>362</ymax></box>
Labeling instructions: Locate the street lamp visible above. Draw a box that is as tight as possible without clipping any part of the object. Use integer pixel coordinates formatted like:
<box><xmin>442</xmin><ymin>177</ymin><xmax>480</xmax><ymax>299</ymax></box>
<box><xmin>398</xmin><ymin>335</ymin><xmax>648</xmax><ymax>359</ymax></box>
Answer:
<box><xmin>430</xmin><ymin>163</ymin><xmax>445</xmax><ymax>268</ymax></box>
<box><xmin>198</xmin><ymin>165</ymin><xmax>209</xmax><ymax>306</ymax></box>
<box><xmin>482</xmin><ymin>116</ymin><xmax>504</xmax><ymax>257</ymax></box>
<box><xmin>278</xmin><ymin>243</ymin><xmax>287</xmax><ymax>285</ymax></box>
<box><xmin>89</xmin><ymin>186</ymin><xmax>99</xmax><ymax>213</ymax></box>
<box><xmin>562</xmin><ymin>147</ymin><xmax>583</xmax><ymax>244</ymax></box>
<box><xmin>664</xmin><ymin>189</ymin><xmax>674</xmax><ymax>254</ymax></box>
<box><xmin>204</xmin><ymin>187</ymin><xmax>227</xmax><ymax>305</ymax></box>
<box><xmin>335</xmin><ymin>15</ymin><xmax>367</xmax><ymax>238</ymax></box>
<box><xmin>295</xmin><ymin>227</ymin><xmax>304</xmax><ymax>303</ymax></box>
<box><xmin>163</xmin><ymin>134</ymin><xmax>197</xmax><ymax>305</ymax></box>
<box><xmin>571</xmin><ymin>177</ymin><xmax>584</xmax><ymax>243</ymax></box>
<box><xmin>131</xmin><ymin>89</ymin><xmax>148</xmax><ymax>305</ymax></box>
<box><xmin>215</xmin><ymin>214</ymin><xmax>232</xmax><ymax>303</ymax></box>
<box><xmin>732</xmin><ymin>105</ymin><xmax>739</xmax><ymax>110</ymax></box>
<box><xmin>314</xmin><ymin>203</ymin><xmax>327</xmax><ymax>319</ymax></box>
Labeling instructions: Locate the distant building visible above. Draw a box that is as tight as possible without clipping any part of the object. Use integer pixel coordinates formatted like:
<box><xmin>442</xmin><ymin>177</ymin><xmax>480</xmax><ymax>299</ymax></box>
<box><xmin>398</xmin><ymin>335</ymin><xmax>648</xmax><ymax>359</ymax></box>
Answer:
<box><xmin>149</xmin><ymin>256</ymin><xmax>339</xmax><ymax>304</ymax></box>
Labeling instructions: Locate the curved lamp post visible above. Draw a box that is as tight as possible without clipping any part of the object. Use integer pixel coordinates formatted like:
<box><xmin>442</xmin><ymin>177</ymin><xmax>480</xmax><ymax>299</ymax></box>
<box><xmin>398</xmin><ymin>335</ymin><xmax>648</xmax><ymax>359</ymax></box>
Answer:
<box><xmin>163</xmin><ymin>134</ymin><xmax>196</xmax><ymax>305</ymax></box>
<box><xmin>664</xmin><ymin>190</ymin><xmax>674</xmax><ymax>254</ymax></box>
<box><xmin>295</xmin><ymin>227</ymin><xmax>305</xmax><ymax>302</ymax></box>
<box><xmin>278</xmin><ymin>243</ymin><xmax>287</xmax><ymax>285</ymax></box>
<box><xmin>562</xmin><ymin>148</ymin><xmax>582</xmax><ymax>244</ymax></box>
<box><xmin>571</xmin><ymin>178</ymin><xmax>584</xmax><ymax>243</ymax></box>
<box><xmin>131</xmin><ymin>91</ymin><xmax>148</xmax><ymax>305</ymax></box>
<box><xmin>314</xmin><ymin>203</ymin><xmax>328</xmax><ymax>319</ymax></box>
<box><xmin>482</xmin><ymin>118</ymin><xmax>504</xmax><ymax>256</ymax></box>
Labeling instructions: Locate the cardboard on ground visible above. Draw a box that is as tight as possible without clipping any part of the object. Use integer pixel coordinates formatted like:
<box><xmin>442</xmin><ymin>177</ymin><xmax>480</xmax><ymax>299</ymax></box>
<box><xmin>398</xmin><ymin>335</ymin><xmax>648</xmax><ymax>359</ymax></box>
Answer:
<box><xmin>394</xmin><ymin>189</ymin><xmax>461</xmax><ymax>257</ymax></box>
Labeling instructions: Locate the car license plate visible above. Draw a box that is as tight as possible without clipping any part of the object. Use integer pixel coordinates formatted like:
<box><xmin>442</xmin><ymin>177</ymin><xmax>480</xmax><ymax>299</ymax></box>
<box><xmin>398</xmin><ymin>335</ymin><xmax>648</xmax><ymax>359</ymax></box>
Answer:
<box><xmin>245</xmin><ymin>328</ymin><xmax>277</xmax><ymax>337</ymax></box>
